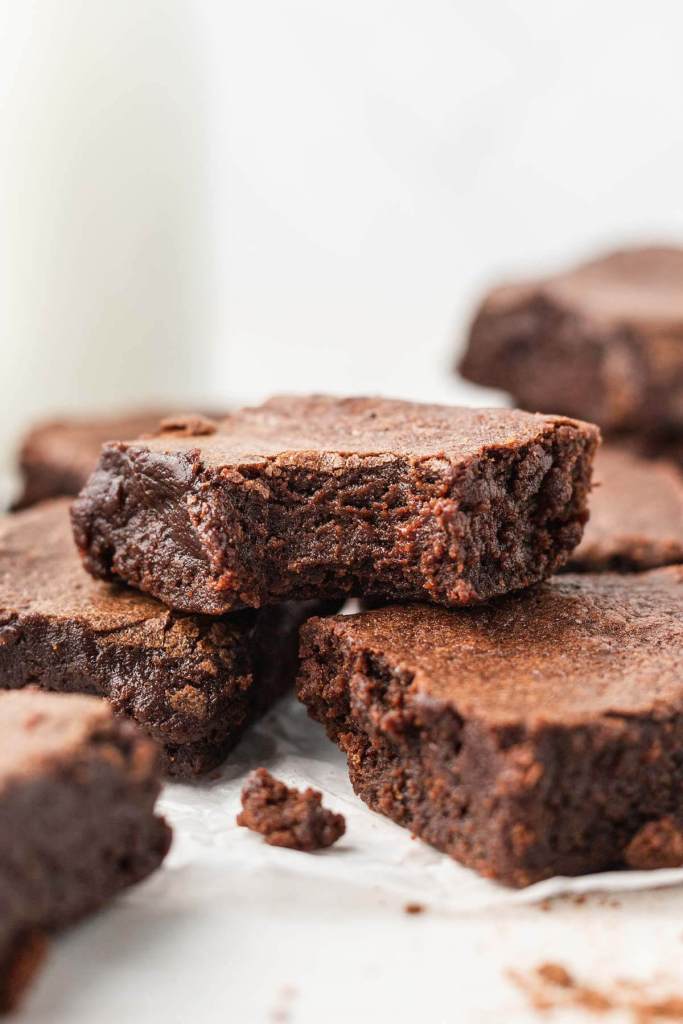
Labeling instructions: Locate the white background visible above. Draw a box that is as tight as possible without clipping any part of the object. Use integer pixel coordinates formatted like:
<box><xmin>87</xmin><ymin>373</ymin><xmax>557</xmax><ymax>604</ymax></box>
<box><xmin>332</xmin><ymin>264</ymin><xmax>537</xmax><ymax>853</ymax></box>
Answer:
<box><xmin>3</xmin><ymin>1</ymin><xmax>683</xmax><ymax>457</ymax></box>
<box><xmin>4</xmin><ymin>4</ymin><xmax>683</xmax><ymax>1021</ymax></box>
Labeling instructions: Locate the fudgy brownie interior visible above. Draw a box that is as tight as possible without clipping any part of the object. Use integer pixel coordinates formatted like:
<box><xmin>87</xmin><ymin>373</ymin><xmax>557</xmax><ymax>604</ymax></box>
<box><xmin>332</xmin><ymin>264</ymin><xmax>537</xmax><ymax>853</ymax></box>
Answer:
<box><xmin>72</xmin><ymin>395</ymin><xmax>598</xmax><ymax>614</ymax></box>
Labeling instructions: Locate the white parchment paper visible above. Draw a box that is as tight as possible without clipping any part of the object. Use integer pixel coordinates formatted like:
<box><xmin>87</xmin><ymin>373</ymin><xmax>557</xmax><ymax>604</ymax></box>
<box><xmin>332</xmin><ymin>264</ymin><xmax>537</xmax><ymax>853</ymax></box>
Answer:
<box><xmin>19</xmin><ymin>695</ymin><xmax>683</xmax><ymax>1024</ymax></box>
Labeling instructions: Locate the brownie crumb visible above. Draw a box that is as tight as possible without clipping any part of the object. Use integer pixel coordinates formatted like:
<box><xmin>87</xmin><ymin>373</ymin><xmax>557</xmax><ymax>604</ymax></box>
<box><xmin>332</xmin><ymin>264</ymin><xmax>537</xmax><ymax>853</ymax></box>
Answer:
<box><xmin>625</xmin><ymin>817</ymin><xmax>683</xmax><ymax>870</ymax></box>
<box><xmin>0</xmin><ymin>933</ymin><xmax>48</xmax><ymax>1014</ymax></box>
<box><xmin>157</xmin><ymin>414</ymin><xmax>218</xmax><ymax>436</ymax></box>
<box><xmin>404</xmin><ymin>902</ymin><xmax>425</xmax><ymax>915</ymax></box>
<box><xmin>237</xmin><ymin>769</ymin><xmax>345</xmax><ymax>851</ymax></box>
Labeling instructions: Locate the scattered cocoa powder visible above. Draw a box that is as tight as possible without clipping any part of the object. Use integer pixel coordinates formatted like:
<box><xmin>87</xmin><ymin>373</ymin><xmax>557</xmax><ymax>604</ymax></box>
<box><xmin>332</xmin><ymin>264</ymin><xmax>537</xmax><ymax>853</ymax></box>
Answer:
<box><xmin>509</xmin><ymin>962</ymin><xmax>683</xmax><ymax>1021</ymax></box>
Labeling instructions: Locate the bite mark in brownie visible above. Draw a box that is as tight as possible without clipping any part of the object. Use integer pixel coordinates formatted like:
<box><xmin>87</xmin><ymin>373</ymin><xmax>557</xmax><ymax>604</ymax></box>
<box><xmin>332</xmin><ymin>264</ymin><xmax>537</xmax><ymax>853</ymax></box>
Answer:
<box><xmin>0</xmin><ymin>500</ymin><xmax>330</xmax><ymax>776</ymax></box>
<box><xmin>459</xmin><ymin>246</ymin><xmax>683</xmax><ymax>432</ymax></box>
<box><xmin>237</xmin><ymin>768</ymin><xmax>346</xmax><ymax>851</ymax></box>
<box><xmin>297</xmin><ymin>568</ymin><xmax>683</xmax><ymax>886</ymax></box>
<box><xmin>0</xmin><ymin>689</ymin><xmax>170</xmax><ymax>1012</ymax></box>
<box><xmin>71</xmin><ymin>395</ymin><xmax>598</xmax><ymax>614</ymax></box>
<box><xmin>567</xmin><ymin>445</ymin><xmax>683</xmax><ymax>571</ymax></box>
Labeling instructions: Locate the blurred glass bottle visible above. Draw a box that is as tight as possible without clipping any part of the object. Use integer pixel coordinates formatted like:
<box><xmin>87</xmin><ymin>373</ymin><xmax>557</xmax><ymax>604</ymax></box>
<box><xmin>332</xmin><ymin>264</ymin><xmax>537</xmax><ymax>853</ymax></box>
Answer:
<box><xmin>0</xmin><ymin>1</ymin><xmax>212</xmax><ymax>469</ymax></box>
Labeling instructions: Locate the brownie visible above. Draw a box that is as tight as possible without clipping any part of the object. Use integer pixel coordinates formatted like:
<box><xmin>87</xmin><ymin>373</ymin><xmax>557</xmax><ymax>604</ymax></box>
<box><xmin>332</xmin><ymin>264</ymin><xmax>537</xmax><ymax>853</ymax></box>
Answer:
<box><xmin>71</xmin><ymin>395</ymin><xmax>598</xmax><ymax>615</ymax></box>
<box><xmin>297</xmin><ymin>568</ymin><xmax>683</xmax><ymax>886</ymax></box>
<box><xmin>0</xmin><ymin>689</ymin><xmax>170</xmax><ymax>1011</ymax></box>
<box><xmin>0</xmin><ymin>499</ymin><xmax>329</xmax><ymax>776</ymax></box>
<box><xmin>237</xmin><ymin>768</ymin><xmax>346</xmax><ymax>851</ymax></box>
<box><xmin>12</xmin><ymin>409</ymin><xmax>180</xmax><ymax>510</ymax></box>
<box><xmin>567</xmin><ymin>445</ymin><xmax>683</xmax><ymax>571</ymax></box>
<box><xmin>459</xmin><ymin>246</ymin><xmax>683</xmax><ymax>432</ymax></box>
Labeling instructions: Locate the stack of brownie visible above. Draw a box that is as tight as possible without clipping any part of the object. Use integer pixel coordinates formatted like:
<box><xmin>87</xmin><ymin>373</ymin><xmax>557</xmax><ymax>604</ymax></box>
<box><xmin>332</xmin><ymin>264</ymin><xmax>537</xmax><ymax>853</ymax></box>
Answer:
<box><xmin>4</xmin><ymin>379</ymin><xmax>683</xmax><ymax>897</ymax></box>
<box><xmin>60</xmin><ymin>386</ymin><xmax>683</xmax><ymax>887</ymax></box>
<box><xmin>50</xmin><ymin>388</ymin><xmax>670</xmax><ymax>887</ymax></box>
<box><xmin>2</xmin><ymin>267</ymin><xmax>683</xmax><ymax>1011</ymax></box>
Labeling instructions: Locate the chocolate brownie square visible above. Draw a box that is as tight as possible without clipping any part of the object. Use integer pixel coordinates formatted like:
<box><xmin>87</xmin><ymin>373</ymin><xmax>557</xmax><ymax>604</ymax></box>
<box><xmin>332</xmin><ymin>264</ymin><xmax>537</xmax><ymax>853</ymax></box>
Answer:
<box><xmin>459</xmin><ymin>246</ymin><xmax>683</xmax><ymax>432</ymax></box>
<box><xmin>567</xmin><ymin>445</ymin><xmax>683</xmax><ymax>571</ymax></box>
<box><xmin>72</xmin><ymin>395</ymin><xmax>598</xmax><ymax>614</ymax></box>
<box><xmin>0</xmin><ymin>499</ymin><xmax>328</xmax><ymax>776</ymax></box>
<box><xmin>12</xmin><ymin>410</ymin><xmax>176</xmax><ymax>510</ymax></box>
<box><xmin>0</xmin><ymin>689</ymin><xmax>170</xmax><ymax>1011</ymax></box>
<box><xmin>298</xmin><ymin>568</ymin><xmax>683</xmax><ymax>886</ymax></box>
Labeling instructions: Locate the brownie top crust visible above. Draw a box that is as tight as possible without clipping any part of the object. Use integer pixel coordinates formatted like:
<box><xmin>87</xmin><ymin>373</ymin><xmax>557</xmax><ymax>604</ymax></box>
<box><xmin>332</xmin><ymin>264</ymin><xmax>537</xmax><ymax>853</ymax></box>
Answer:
<box><xmin>482</xmin><ymin>246</ymin><xmax>683</xmax><ymax>331</ymax></box>
<box><xmin>132</xmin><ymin>394</ymin><xmax>590</xmax><ymax>466</ymax></box>
<box><xmin>1</xmin><ymin>498</ymin><xmax>186</xmax><ymax>630</ymax></box>
<box><xmin>310</xmin><ymin>568</ymin><xmax>683</xmax><ymax>725</ymax></box>
<box><xmin>0</xmin><ymin>689</ymin><xmax>123</xmax><ymax>783</ymax></box>
<box><xmin>569</xmin><ymin>445</ymin><xmax>683</xmax><ymax>571</ymax></box>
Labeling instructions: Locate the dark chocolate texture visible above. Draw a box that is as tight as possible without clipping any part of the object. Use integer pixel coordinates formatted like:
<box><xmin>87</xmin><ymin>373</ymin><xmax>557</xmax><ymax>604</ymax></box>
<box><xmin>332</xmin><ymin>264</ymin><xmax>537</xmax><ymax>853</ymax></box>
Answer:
<box><xmin>0</xmin><ymin>689</ymin><xmax>170</xmax><ymax>1012</ymax></box>
<box><xmin>0</xmin><ymin>500</ymin><xmax>327</xmax><ymax>776</ymax></box>
<box><xmin>72</xmin><ymin>395</ymin><xmax>598</xmax><ymax>614</ymax></box>
<box><xmin>297</xmin><ymin>568</ymin><xmax>683</xmax><ymax>886</ymax></box>
<box><xmin>237</xmin><ymin>768</ymin><xmax>346</xmax><ymax>851</ymax></box>
<box><xmin>460</xmin><ymin>246</ymin><xmax>683</xmax><ymax>432</ymax></box>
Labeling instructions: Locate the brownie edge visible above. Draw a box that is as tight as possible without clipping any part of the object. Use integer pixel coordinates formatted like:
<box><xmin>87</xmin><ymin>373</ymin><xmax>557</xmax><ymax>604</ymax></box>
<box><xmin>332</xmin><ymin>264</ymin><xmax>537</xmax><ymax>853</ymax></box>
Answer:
<box><xmin>0</xmin><ymin>690</ymin><xmax>170</xmax><ymax>1011</ymax></box>
<box><xmin>297</xmin><ymin>570</ymin><xmax>683</xmax><ymax>886</ymax></box>
<box><xmin>71</xmin><ymin>395</ymin><xmax>598</xmax><ymax>614</ymax></box>
<box><xmin>0</xmin><ymin>500</ymin><xmax>331</xmax><ymax>777</ymax></box>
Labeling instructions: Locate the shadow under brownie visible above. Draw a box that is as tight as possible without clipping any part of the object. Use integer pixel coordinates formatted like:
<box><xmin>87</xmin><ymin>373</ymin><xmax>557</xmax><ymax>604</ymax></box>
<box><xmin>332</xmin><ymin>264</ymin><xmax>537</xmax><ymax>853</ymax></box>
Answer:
<box><xmin>0</xmin><ymin>689</ymin><xmax>170</xmax><ymax>1012</ymax></box>
<box><xmin>0</xmin><ymin>499</ymin><xmax>329</xmax><ymax>776</ymax></box>
<box><xmin>72</xmin><ymin>394</ymin><xmax>598</xmax><ymax>614</ymax></box>
<box><xmin>298</xmin><ymin>568</ymin><xmax>683</xmax><ymax>887</ymax></box>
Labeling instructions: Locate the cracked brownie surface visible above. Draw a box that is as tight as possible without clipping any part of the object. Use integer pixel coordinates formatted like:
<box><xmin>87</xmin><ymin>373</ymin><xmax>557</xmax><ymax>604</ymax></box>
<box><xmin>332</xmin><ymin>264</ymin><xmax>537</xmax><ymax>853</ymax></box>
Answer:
<box><xmin>0</xmin><ymin>500</ymin><xmax>326</xmax><ymax>776</ymax></box>
<box><xmin>72</xmin><ymin>394</ymin><xmax>598</xmax><ymax>614</ymax></box>
<box><xmin>298</xmin><ymin>567</ymin><xmax>683</xmax><ymax>886</ymax></box>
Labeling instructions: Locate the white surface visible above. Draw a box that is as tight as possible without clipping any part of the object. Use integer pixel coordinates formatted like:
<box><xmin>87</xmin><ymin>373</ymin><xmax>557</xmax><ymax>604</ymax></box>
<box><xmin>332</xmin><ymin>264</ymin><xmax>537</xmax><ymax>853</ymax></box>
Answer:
<box><xmin>16</xmin><ymin>695</ymin><xmax>683</xmax><ymax>1024</ymax></box>
<box><xmin>3</xmin><ymin>2</ymin><xmax>683</xmax><ymax>455</ymax></box>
